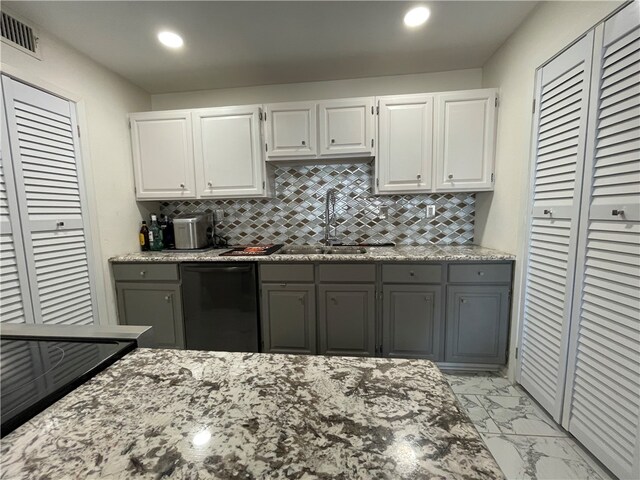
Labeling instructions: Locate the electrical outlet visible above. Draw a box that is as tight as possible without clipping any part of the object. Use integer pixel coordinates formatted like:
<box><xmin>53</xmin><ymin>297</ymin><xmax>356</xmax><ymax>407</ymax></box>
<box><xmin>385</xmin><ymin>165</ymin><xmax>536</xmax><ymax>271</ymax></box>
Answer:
<box><xmin>426</xmin><ymin>205</ymin><xmax>436</xmax><ymax>218</ymax></box>
<box><xmin>376</xmin><ymin>206</ymin><xmax>389</xmax><ymax>220</ymax></box>
<box><xmin>213</xmin><ymin>209</ymin><xmax>225</xmax><ymax>222</ymax></box>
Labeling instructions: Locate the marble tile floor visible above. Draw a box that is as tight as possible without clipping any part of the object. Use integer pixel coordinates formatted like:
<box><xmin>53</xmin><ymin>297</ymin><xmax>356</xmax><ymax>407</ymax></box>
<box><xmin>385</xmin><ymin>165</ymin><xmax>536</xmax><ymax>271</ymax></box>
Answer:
<box><xmin>444</xmin><ymin>372</ymin><xmax>616</xmax><ymax>480</ymax></box>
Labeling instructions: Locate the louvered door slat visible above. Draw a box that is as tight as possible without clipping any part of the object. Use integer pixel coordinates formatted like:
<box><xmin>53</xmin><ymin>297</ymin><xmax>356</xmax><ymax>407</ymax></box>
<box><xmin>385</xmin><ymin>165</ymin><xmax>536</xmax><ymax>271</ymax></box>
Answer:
<box><xmin>2</xmin><ymin>76</ymin><xmax>95</xmax><ymax>326</ymax></box>
<box><xmin>562</xmin><ymin>6</ymin><xmax>640</xmax><ymax>479</ymax></box>
<box><xmin>519</xmin><ymin>32</ymin><xmax>594</xmax><ymax>421</ymax></box>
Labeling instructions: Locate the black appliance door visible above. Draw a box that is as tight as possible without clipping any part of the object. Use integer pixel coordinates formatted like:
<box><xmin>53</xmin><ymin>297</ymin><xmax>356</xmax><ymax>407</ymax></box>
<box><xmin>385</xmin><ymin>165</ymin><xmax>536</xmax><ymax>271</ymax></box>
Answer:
<box><xmin>181</xmin><ymin>263</ymin><xmax>259</xmax><ymax>352</ymax></box>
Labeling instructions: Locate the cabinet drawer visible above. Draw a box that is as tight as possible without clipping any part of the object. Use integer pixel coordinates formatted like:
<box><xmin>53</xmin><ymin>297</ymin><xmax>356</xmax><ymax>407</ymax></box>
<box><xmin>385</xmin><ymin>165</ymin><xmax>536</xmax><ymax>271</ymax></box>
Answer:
<box><xmin>112</xmin><ymin>263</ymin><xmax>179</xmax><ymax>282</ymax></box>
<box><xmin>382</xmin><ymin>264</ymin><xmax>442</xmax><ymax>284</ymax></box>
<box><xmin>318</xmin><ymin>264</ymin><xmax>375</xmax><ymax>283</ymax></box>
<box><xmin>448</xmin><ymin>263</ymin><xmax>511</xmax><ymax>283</ymax></box>
<box><xmin>260</xmin><ymin>264</ymin><xmax>314</xmax><ymax>282</ymax></box>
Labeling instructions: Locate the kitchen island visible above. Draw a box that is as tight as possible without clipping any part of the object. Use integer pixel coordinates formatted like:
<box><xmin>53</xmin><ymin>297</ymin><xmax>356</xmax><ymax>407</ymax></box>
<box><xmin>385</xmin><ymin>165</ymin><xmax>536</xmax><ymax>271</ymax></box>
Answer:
<box><xmin>1</xmin><ymin>349</ymin><xmax>504</xmax><ymax>479</ymax></box>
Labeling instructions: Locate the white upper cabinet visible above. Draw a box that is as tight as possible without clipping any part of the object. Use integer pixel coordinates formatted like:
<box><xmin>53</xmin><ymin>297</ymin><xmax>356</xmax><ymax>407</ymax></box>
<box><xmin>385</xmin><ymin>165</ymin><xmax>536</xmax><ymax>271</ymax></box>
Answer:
<box><xmin>193</xmin><ymin>106</ymin><xmax>266</xmax><ymax>198</ymax></box>
<box><xmin>318</xmin><ymin>98</ymin><xmax>375</xmax><ymax>157</ymax></box>
<box><xmin>434</xmin><ymin>89</ymin><xmax>497</xmax><ymax>191</ymax></box>
<box><xmin>376</xmin><ymin>94</ymin><xmax>434</xmax><ymax>193</ymax></box>
<box><xmin>265</xmin><ymin>102</ymin><xmax>317</xmax><ymax>158</ymax></box>
<box><xmin>130</xmin><ymin>111</ymin><xmax>196</xmax><ymax>199</ymax></box>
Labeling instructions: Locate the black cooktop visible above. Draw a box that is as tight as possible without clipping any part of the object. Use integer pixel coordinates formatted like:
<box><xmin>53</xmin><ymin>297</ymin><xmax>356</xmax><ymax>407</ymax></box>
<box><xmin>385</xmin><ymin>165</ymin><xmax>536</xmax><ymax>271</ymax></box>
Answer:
<box><xmin>0</xmin><ymin>337</ymin><xmax>135</xmax><ymax>437</ymax></box>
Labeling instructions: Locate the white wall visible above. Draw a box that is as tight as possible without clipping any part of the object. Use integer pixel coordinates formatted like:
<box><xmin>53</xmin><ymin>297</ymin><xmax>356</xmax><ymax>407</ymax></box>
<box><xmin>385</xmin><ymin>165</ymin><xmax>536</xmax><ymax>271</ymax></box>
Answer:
<box><xmin>151</xmin><ymin>68</ymin><xmax>482</xmax><ymax>110</ymax></box>
<box><xmin>478</xmin><ymin>0</ymin><xmax>623</xmax><ymax>379</ymax></box>
<box><xmin>1</xmin><ymin>24</ymin><xmax>152</xmax><ymax>325</ymax></box>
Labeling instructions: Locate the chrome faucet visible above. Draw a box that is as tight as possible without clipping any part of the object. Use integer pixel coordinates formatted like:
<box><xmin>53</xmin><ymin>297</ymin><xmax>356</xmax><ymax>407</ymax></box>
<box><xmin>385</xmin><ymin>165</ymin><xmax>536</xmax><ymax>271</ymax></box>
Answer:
<box><xmin>323</xmin><ymin>188</ymin><xmax>339</xmax><ymax>246</ymax></box>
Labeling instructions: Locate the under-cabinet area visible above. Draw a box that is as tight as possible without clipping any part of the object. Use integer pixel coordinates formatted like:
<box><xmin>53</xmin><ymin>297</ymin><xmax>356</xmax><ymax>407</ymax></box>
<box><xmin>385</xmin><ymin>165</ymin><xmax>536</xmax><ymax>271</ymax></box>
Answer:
<box><xmin>111</xmin><ymin>255</ymin><xmax>514</xmax><ymax>368</ymax></box>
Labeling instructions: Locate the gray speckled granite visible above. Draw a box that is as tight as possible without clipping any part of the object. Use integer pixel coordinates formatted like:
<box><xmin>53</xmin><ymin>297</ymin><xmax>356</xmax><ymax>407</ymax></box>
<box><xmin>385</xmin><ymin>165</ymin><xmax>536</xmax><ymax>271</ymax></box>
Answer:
<box><xmin>1</xmin><ymin>349</ymin><xmax>504</xmax><ymax>480</ymax></box>
<box><xmin>110</xmin><ymin>245</ymin><xmax>515</xmax><ymax>263</ymax></box>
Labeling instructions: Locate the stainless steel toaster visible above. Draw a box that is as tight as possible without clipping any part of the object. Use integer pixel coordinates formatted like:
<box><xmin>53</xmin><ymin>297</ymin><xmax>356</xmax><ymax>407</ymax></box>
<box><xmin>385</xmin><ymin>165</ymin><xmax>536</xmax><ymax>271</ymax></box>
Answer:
<box><xmin>173</xmin><ymin>214</ymin><xmax>210</xmax><ymax>249</ymax></box>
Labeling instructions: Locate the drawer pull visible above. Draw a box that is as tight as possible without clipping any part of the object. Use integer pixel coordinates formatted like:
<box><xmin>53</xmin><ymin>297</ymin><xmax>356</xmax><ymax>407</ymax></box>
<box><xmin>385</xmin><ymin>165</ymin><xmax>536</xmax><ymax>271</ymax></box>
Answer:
<box><xmin>279</xmin><ymin>283</ymin><xmax>287</xmax><ymax>287</ymax></box>
<box><xmin>330</xmin><ymin>296</ymin><xmax>337</xmax><ymax>304</ymax></box>
<box><xmin>331</xmin><ymin>139</ymin><xmax>335</xmax><ymax>144</ymax></box>
<box><xmin>409</xmin><ymin>271</ymin><xmax>415</xmax><ymax>277</ymax></box>
<box><xmin>298</xmin><ymin>296</ymin><xmax>305</xmax><ymax>305</ymax></box>
<box><xmin>543</xmin><ymin>209</ymin><xmax>552</xmax><ymax>215</ymax></box>
<box><xmin>612</xmin><ymin>209</ymin><xmax>624</xmax><ymax>216</ymax></box>
<box><xmin>460</xmin><ymin>298</ymin><xmax>467</xmax><ymax>304</ymax></box>
<box><xmin>56</xmin><ymin>221</ymin><xmax>65</xmax><ymax>228</ymax></box>
<box><xmin>301</xmin><ymin>140</ymin><xmax>306</xmax><ymax>146</ymax></box>
<box><xmin>164</xmin><ymin>295</ymin><xmax>171</xmax><ymax>302</ymax></box>
<box><xmin>478</xmin><ymin>271</ymin><xmax>485</xmax><ymax>276</ymax></box>
<box><xmin>424</xmin><ymin>297</ymin><xmax>430</xmax><ymax>302</ymax></box>
<box><xmin>139</xmin><ymin>271</ymin><xmax>146</xmax><ymax>277</ymax></box>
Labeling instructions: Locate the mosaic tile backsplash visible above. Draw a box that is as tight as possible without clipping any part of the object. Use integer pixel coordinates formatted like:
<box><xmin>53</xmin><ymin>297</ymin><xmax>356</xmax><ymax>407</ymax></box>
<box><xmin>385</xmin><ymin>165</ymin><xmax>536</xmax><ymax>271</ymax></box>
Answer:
<box><xmin>160</xmin><ymin>163</ymin><xmax>474</xmax><ymax>246</ymax></box>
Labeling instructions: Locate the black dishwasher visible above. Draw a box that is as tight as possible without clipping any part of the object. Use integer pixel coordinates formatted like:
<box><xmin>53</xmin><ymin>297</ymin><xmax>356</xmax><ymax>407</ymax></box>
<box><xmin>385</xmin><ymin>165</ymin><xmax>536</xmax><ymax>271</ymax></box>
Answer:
<box><xmin>180</xmin><ymin>263</ymin><xmax>259</xmax><ymax>352</ymax></box>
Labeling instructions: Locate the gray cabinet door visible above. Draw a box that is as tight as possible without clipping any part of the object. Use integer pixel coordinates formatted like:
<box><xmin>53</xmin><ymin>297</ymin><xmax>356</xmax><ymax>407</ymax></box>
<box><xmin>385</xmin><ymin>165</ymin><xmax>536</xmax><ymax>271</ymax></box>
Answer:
<box><xmin>116</xmin><ymin>282</ymin><xmax>184</xmax><ymax>349</ymax></box>
<box><xmin>318</xmin><ymin>284</ymin><xmax>375</xmax><ymax>356</ymax></box>
<box><xmin>445</xmin><ymin>285</ymin><xmax>509</xmax><ymax>364</ymax></box>
<box><xmin>382</xmin><ymin>285</ymin><xmax>442</xmax><ymax>360</ymax></box>
<box><xmin>261</xmin><ymin>283</ymin><xmax>316</xmax><ymax>354</ymax></box>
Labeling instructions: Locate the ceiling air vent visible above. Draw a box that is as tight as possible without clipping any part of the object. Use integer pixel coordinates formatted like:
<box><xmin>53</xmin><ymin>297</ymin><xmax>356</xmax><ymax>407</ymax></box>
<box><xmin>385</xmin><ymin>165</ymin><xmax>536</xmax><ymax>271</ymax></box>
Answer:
<box><xmin>1</xmin><ymin>11</ymin><xmax>40</xmax><ymax>58</ymax></box>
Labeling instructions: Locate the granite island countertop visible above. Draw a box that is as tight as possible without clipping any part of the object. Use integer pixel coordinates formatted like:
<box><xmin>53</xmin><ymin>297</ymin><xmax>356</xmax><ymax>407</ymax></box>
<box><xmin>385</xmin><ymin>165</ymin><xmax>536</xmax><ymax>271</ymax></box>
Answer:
<box><xmin>1</xmin><ymin>349</ymin><xmax>504</xmax><ymax>480</ymax></box>
<box><xmin>110</xmin><ymin>244</ymin><xmax>515</xmax><ymax>263</ymax></box>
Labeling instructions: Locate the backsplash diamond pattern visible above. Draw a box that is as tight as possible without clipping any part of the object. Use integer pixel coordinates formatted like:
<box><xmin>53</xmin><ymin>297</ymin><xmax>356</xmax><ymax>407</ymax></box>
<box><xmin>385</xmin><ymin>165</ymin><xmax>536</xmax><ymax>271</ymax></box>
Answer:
<box><xmin>160</xmin><ymin>163</ymin><xmax>474</xmax><ymax>246</ymax></box>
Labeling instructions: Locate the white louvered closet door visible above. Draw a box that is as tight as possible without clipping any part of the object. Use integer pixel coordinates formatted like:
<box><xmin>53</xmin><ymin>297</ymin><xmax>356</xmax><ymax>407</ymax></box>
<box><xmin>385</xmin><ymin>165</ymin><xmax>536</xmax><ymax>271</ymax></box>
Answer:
<box><xmin>562</xmin><ymin>4</ymin><xmax>640</xmax><ymax>479</ymax></box>
<box><xmin>1</xmin><ymin>76</ymin><xmax>96</xmax><ymax>326</ymax></box>
<box><xmin>0</xmin><ymin>85</ymin><xmax>33</xmax><ymax>324</ymax></box>
<box><xmin>518</xmin><ymin>32</ymin><xmax>594</xmax><ymax>422</ymax></box>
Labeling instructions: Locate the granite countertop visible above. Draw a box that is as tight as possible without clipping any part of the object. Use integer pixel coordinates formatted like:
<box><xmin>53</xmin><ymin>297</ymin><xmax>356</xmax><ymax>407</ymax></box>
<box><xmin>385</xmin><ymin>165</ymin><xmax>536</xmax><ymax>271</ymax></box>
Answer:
<box><xmin>1</xmin><ymin>349</ymin><xmax>504</xmax><ymax>480</ymax></box>
<box><xmin>110</xmin><ymin>244</ymin><xmax>515</xmax><ymax>263</ymax></box>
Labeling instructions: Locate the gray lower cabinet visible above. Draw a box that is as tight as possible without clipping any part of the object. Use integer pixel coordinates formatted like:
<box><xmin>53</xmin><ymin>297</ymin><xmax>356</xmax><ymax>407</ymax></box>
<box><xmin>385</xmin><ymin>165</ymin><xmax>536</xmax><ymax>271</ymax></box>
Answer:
<box><xmin>261</xmin><ymin>283</ymin><xmax>316</xmax><ymax>354</ymax></box>
<box><xmin>318</xmin><ymin>284</ymin><xmax>376</xmax><ymax>356</ymax></box>
<box><xmin>445</xmin><ymin>285</ymin><xmax>510</xmax><ymax>364</ymax></box>
<box><xmin>382</xmin><ymin>285</ymin><xmax>442</xmax><ymax>360</ymax></box>
<box><xmin>115</xmin><ymin>282</ymin><xmax>185</xmax><ymax>349</ymax></box>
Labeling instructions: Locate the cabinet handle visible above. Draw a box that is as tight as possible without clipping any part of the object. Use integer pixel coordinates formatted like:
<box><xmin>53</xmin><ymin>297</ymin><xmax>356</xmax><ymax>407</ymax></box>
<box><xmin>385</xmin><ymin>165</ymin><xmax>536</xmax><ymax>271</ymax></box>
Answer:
<box><xmin>478</xmin><ymin>271</ymin><xmax>485</xmax><ymax>276</ymax></box>
<box><xmin>56</xmin><ymin>221</ymin><xmax>65</xmax><ymax>228</ymax></box>
<box><xmin>330</xmin><ymin>297</ymin><xmax>338</xmax><ymax>304</ymax></box>
<box><xmin>179</xmin><ymin>183</ymin><xmax>185</xmax><ymax>188</ymax></box>
<box><xmin>409</xmin><ymin>271</ymin><xmax>415</xmax><ymax>277</ymax></box>
<box><xmin>460</xmin><ymin>298</ymin><xmax>467</xmax><ymax>304</ymax></box>
<box><xmin>448</xmin><ymin>174</ymin><xmax>453</xmax><ymax>180</ymax></box>
<box><xmin>207</xmin><ymin>181</ymin><xmax>213</xmax><ymax>187</ymax></box>
<box><xmin>301</xmin><ymin>140</ymin><xmax>306</xmax><ymax>146</ymax></box>
<box><xmin>139</xmin><ymin>271</ymin><xmax>146</xmax><ymax>277</ymax></box>
<box><xmin>424</xmin><ymin>297</ymin><xmax>431</xmax><ymax>302</ymax></box>
<box><xmin>298</xmin><ymin>296</ymin><xmax>305</xmax><ymax>304</ymax></box>
<box><xmin>543</xmin><ymin>209</ymin><xmax>552</xmax><ymax>215</ymax></box>
<box><xmin>279</xmin><ymin>283</ymin><xmax>287</xmax><ymax>287</ymax></box>
<box><xmin>612</xmin><ymin>209</ymin><xmax>624</xmax><ymax>216</ymax></box>
<box><xmin>331</xmin><ymin>139</ymin><xmax>335</xmax><ymax>144</ymax></box>
<box><xmin>417</xmin><ymin>174</ymin><xmax>421</xmax><ymax>180</ymax></box>
<box><xmin>164</xmin><ymin>295</ymin><xmax>171</xmax><ymax>302</ymax></box>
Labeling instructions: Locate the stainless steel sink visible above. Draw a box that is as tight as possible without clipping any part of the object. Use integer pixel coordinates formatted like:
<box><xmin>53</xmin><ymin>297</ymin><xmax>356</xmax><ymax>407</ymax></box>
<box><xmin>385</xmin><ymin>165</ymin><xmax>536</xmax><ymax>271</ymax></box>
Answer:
<box><xmin>277</xmin><ymin>246</ymin><xmax>367</xmax><ymax>255</ymax></box>
<box><xmin>324</xmin><ymin>247</ymin><xmax>367</xmax><ymax>255</ymax></box>
<box><xmin>278</xmin><ymin>246</ymin><xmax>324</xmax><ymax>255</ymax></box>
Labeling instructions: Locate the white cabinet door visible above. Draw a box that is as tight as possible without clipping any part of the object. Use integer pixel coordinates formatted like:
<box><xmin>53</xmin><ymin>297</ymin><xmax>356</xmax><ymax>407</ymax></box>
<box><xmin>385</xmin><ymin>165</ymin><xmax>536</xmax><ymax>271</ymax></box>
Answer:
<box><xmin>434</xmin><ymin>89</ymin><xmax>497</xmax><ymax>191</ymax></box>
<box><xmin>518</xmin><ymin>32</ymin><xmax>595</xmax><ymax>422</ymax></box>
<box><xmin>318</xmin><ymin>97</ymin><xmax>375</xmax><ymax>156</ymax></box>
<box><xmin>265</xmin><ymin>102</ymin><xmax>317</xmax><ymax>158</ymax></box>
<box><xmin>2</xmin><ymin>76</ymin><xmax>97</xmax><ymax>326</ymax></box>
<box><xmin>130</xmin><ymin>111</ymin><xmax>196</xmax><ymax>199</ymax></box>
<box><xmin>193</xmin><ymin>106</ymin><xmax>265</xmax><ymax>198</ymax></box>
<box><xmin>562</xmin><ymin>6</ymin><xmax>640</xmax><ymax>479</ymax></box>
<box><xmin>0</xmin><ymin>88</ymin><xmax>33</xmax><ymax>325</ymax></box>
<box><xmin>376</xmin><ymin>94</ymin><xmax>433</xmax><ymax>193</ymax></box>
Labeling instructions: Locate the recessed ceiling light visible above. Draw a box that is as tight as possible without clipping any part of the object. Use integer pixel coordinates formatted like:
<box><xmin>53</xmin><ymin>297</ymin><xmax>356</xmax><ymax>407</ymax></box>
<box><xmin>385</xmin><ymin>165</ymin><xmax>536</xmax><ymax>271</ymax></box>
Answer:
<box><xmin>404</xmin><ymin>6</ymin><xmax>430</xmax><ymax>28</ymax></box>
<box><xmin>157</xmin><ymin>31</ymin><xmax>183</xmax><ymax>49</ymax></box>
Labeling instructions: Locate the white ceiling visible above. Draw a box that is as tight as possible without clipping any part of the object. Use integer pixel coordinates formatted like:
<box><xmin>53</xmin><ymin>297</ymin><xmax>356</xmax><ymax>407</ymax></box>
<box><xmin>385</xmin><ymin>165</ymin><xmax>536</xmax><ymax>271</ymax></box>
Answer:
<box><xmin>4</xmin><ymin>1</ymin><xmax>538</xmax><ymax>94</ymax></box>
